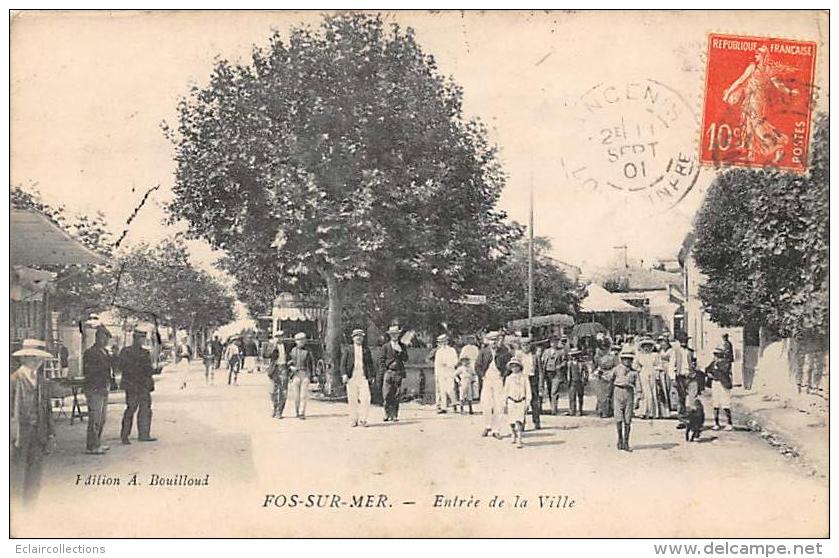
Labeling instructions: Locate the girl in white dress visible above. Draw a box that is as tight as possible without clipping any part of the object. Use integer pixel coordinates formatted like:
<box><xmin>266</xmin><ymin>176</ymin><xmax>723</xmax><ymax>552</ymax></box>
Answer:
<box><xmin>504</xmin><ymin>357</ymin><xmax>531</xmax><ymax>448</ymax></box>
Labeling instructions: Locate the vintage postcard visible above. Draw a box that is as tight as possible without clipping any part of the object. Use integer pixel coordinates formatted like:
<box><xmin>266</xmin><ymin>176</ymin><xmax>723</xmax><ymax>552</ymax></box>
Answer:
<box><xmin>9</xmin><ymin>10</ymin><xmax>829</xmax><ymax>539</ymax></box>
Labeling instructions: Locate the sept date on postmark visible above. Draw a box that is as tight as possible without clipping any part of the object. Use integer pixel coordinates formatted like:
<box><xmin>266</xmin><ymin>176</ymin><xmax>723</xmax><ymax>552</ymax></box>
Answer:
<box><xmin>560</xmin><ymin>78</ymin><xmax>701</xmax><ymax>210</ymax></box>
<box><xmin>700</xmin><ymin>33</ymin><xmax>817</xmax><ymax>173</ymax></box>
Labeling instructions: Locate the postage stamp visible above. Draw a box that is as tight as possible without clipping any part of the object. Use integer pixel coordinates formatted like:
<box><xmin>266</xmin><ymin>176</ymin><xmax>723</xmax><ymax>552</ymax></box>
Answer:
<box><xmin>700</xmin><ymin>33</ymin><xmax>817</xmax><ymax>172</ymax></box>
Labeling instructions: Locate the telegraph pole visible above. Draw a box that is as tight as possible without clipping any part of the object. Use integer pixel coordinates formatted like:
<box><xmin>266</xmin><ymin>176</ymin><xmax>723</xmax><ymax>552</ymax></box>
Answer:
<box><xmin>528</xmin><ymin>171</ymin><xmax>534</xmax><ymax>339</ymax></box>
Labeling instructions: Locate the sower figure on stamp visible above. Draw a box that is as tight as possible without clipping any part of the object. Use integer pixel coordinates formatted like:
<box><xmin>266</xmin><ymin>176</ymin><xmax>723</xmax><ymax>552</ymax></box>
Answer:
<box><xmin>475</xmin><ymin>331</ymin><xmax>512</xmax><ymax>439</ymax></box>
<box><xmin>605</xmin><ymin>349</ymin><xmax>641</xmax><ymax>452</ymax></box>
<box><xmin>11</xmin><ymin>339</ymin><xmax>54</xmax><ymax>507</ymax></box>
<box><xmin>82</xmin><ymin>325</ymin><xmax>114</xmax><ymax>455</ymax></box>
<box><xmin>287</xmin><ymin>332</ymin><xmax>314</xmax><ymax>420</ymax></box>
<box><xmin>341</xmin><ymin>328</ymin><xmax>375</xmax><ymax>427</ymax></box>
<box><xmin>379</xmin><ymin>325</ymin><xmax>408</xmax><ymax>422</ymax></box>
<box><xmin>118</xmin><ymin>328</ymin><xmax>158</xmax><ymax>444</ymax></box>
<box><xmin>268</xmin><ymin>331</ymin><xmax>288</xmax><ymax>419</ymax></box>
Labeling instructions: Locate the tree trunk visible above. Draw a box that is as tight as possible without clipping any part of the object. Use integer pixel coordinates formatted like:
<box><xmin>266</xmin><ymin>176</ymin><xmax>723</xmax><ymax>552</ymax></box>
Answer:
<box><xmin>324</xmin><ymin>273</ymin><xmax>344</xmax><ymax>396</ymax></box>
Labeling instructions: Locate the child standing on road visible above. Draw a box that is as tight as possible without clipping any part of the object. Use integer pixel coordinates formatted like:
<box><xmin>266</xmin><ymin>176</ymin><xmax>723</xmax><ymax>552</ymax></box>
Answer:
<box><xmin>504</xmin><ymin>357</ymin><xmax>531</xmax><ymax>448</ymax></box>
<box><xmin>455</xmin><ymin>356</ymin><xmax>474</xmax><ymax>415</ymax></box>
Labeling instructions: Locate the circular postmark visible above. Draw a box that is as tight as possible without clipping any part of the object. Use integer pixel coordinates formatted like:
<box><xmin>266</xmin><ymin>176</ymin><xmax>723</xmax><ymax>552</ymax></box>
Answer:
<box><xmin>560</xmin><ymin>78</ymin><xmax>702</xmax><ymax>211</ymax></box>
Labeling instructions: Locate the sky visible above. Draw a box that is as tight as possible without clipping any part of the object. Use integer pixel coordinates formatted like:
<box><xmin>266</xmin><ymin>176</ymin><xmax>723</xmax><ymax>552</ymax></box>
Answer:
<box><xmin>11</xmin><ymin>10</ymin><xmax>828</xmax><ymax>275</ymax></box>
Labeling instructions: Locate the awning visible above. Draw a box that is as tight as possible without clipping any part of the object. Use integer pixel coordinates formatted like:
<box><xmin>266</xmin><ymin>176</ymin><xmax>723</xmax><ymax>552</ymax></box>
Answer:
<box><xmin>508</xmin><ymin>313</ymin><xmax>574</xmax><ymax>330</ymax></box>
<box><xmin>11</xmin><ymin>209</ymin><xmax>106</xmax><ymax>266</ymax></box>
<box><xmin>272</xmin><ymin>292</ymin><xmax>327</xmax><ymax>322</ymax></box>
<box><xmin>580</xmin><ymin>283</ymin><xmax>643</xmax><ymax>313</ymax></box>
<box><xmin>10</xmin><ymin>266</ymin><xmax>58</xmax><ymax>301</ymax></box>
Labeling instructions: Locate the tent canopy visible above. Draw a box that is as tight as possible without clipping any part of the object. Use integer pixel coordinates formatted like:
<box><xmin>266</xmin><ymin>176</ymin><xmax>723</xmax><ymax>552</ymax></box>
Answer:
<box><xmin>580</xmin><ymin>283</ymin><xmax>642</xmax><ymax>313</ymax></box>
<box><xmin>11</xmin><ymin>209</ymin><xmax>106</xmax><ymax>266</ymax></box>
<box><xmin>508</xmin><ymin>313</ymin><xmax>574</xmax><ymax>330</ymax></box>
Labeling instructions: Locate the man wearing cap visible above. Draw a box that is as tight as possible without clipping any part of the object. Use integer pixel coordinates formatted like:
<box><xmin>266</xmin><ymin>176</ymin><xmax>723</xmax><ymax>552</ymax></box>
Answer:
<box><xmin>11</xmin><ymin>339</ymin><xmax>55</xmax><ymax>505</ymax></box>
<box><xmin>540</xmin><ymin>335</ymin><xmax>564</xmax><ymax>415</ymax></box>
<box><xmin>475</xmin><ymin>331</ymin><xmax>512</xmax><ymax>438</ymax></box>
<box><xmin>565</xmin><ymin>349</ymin><xmax>588</xmax><ymax>416</ymax></box>
<box><xmin>604</xmin><ymin>350</ymin><xmax>641</xmax><ymax>451</ymax></box>
<box><xmin>268</xmin><ymin>332</ymin><xmax>288</xmax><ymax>419</ymax></box>
<box><xmin>287</xmin><ymin>333</ymin><xmax>314</xmax><ymax>419</ymax></box>
<box><xmin>82</xmin><ymin>326</ymin><xmax>114</xmax><ymax>455</ymax></box>
<box><xmin>706</xmin><ymin>347</ymin><xmax>734</xmax><ymax>431</ymax></box>
<box><xmin>431</xmin><ymin>333</ymin><xmax>458</xmax><ymax>414</ymax></box>
<box><xmin>379</xmin><ymin>325</ymin><xmax>408</xmax><ymax>421</ymax></box>
<box><xmin>517</xmin><ymin>337</ymin><xmax>542</xmax><ymax>429</ymax></box>
<box><xmin>117</xmin><ymin>329</ymin><xmax>158</xmax><ymax>444</ymax></box>
<box><xmin>341</xmin><ymin>329</ymin><xmax>376</xmax><ymax>427</ymax></box>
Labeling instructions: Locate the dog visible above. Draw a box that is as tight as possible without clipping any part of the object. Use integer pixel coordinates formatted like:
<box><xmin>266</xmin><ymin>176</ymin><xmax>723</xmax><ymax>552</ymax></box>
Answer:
<box><xmin>684</xmin><ymin>397</ymin><xmax>705</xmax><ymax>442</ymax></box>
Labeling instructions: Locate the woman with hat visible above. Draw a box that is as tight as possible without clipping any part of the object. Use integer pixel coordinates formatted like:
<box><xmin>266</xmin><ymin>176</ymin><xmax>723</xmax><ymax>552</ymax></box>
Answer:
<box><xmin>503</xmin><ymin>357</ymin><xmax>531</xmax><ymax>448</ymax></box>
<box><xmin>636</xmin><ymin>338</ymin><xmax>661</xmax><ymax>419</ymax></box>
<box><xmin>11</xmin><ymin>339</ymin><xmax>55</xmax><ymax>505</ymax></box>
<box><xmin>379</xmin><ymin>325</ymin><xmax>408</xmax><ymax>422</ymax></box>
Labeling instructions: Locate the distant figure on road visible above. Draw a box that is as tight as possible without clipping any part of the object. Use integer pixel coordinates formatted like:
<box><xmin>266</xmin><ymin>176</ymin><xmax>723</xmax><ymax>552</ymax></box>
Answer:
<box><xmin>565</xmin><ymin>349</ymin><xmax>587</xmax><ymax>417</ymax></box>
<box><xmin>379</xmin><ymin>325</ymin><xmax>408</xmax><ymax>422</ymax></box>
<box><xmin>455</xmin><ymin>356</ymin><xmax>475</xmax><ymax>415</ymax></box>
<box><xmin>540</xmin><ymin>335</ymin><xmax>565</xmax><ymax>415</ymax></box>
<box><xmin>268</xmin><ymin>332</ymin><xmax>288</xmax><ymax>419</ymax></box>
<box><xmin>211</xmin><ymin>335</ymin><xmax>223</xmax><ymax>370</ymax></box>
<box><xmin>341</xmin><ymin>328</ymin><xmax>375</xmax><ymax>427</ymax></box>
<box><xmin>224</xmin><ymin>339</ymin><xmax>241</xmax><ymax>385</ymax></box>
<box><xmin>242</xmin><ymin>334</ymin><xmax>259</xmax><ymax>374</ymax></box>
<box><xmin>431</xmin><ymin>333</ymin><xmax>458</xmax><ymax>414</ymax></box>
<box><xmin>288</xmin><ymin>332</ymin><xmax>314</xmax><ymax>419</ymax></box>
<box><xmin>604</xmin><ymin>349</ymin><xmax>640</xmax><ymax>452</ymax></box>
<box><xmin>118</xmin><ymin>329</ymin><xmax>158</xmax><ymax>444</ymax></box>
<box><xmin>201</xmin><ymin>339</ymin><xmax>216</xmax><ymax>385</ymax></box>
<box><xmin>176</xmin><ymin>341</ymin><xmax>192</xmax><ymax>390</ymax></box>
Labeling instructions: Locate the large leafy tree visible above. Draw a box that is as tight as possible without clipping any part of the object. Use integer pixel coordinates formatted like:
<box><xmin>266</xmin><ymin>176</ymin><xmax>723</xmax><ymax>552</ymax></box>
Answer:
<box><xmin>692</xmin><ymin>114</ymin><xmax>828</xmax><ymax>342</ymax></box>
<box><xmin>166</xmin><ymin>14</ymin><xmax>518</xmax><ymax>384</ymax></box>
<box><xmin>114</xmin><ymin>238</ymin><xmax>236</xmax><ymax>336</ymax></box>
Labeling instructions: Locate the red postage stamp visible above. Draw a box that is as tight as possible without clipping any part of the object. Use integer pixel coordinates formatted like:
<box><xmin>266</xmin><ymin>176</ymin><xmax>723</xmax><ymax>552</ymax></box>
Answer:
<box><xmin>700</xmin><ymin>33</ymin><xmax>817</xmax><ymax>172</ymax></box>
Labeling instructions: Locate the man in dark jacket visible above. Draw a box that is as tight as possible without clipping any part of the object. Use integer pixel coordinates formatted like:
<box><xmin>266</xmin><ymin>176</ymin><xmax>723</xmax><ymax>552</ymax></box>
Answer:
<box><xmin>379</xmin><ymin>325</ymin><xmax>408</xmax><ymax>422</ymax></box>
<box><xmin>118</xmin><ymin>329</ymin><xmax>158</xmax><ymax>444</ymax></box>
<box><xmin>706</xmin><ymin>347</ymin><xmax>734</xmax><ymax>431</ymax></box>
<box><xmin>474</xmin><ymin>331</ymin><xmax>512</xmax><ymax>438</ymax></box>
<box><xmin>82</xmin><ymin>326</ymin><xmax>114</xmax><ymax>455</ymax></box>
<box><xmin>341</xmin><ymin>328</ymin><xmax>376</xmax><ymax>427</ymax></box>
<box><xmin>288</xmin><ymin>333</ymin><xmax>314</xmax><ymax>419</ymax></box>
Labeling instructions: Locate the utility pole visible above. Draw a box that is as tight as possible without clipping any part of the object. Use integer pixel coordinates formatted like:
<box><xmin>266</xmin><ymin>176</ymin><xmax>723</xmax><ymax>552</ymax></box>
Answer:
<box><xmin>528</xmin><ymin>171</ymin><xmax>534</xmax><ymax>339</ymax></box>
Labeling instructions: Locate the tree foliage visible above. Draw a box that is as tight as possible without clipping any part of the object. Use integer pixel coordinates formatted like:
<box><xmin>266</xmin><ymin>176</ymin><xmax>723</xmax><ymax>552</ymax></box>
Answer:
<box><xmin>114</xmin><ymin>238</ymin><xmax>235</xmax><ymax>332</ymax></box>
<box><xmin>692</xmin><ymin>113</ymin><xmax>828</xmax><ymax>340</ymax></box>
<box><xmin>165</xmin><ymin>14</ymin><xmax>519</xmax><ymax>376</ymax></box>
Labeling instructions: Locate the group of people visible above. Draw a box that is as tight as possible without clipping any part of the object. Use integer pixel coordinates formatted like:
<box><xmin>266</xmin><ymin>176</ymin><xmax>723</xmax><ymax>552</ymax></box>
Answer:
<box><xmin>196</xmin><ymin>333</ymin><xmax>260</xmax><ymax>387</ymax></box>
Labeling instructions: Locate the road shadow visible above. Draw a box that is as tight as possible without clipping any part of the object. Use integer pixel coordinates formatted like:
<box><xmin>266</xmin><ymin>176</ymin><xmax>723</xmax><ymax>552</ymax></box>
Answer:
<box><xmin>538</xmin><ymin>424</ymin><xmax>580</xmax><ymax>431</ymax></box>
<box><xmin>694</xmin><ymin>436</ymin><xmax>719</xmax><ymax>444</ymax></box>
<box><xmin>632</xmin><ymin>442</ymin><xmax>680</xmax><ymax>451</ymax></box>
<box><xmin>522</xmin><ymin>431</ymin><xmax>555</xmax><ymax>438</ymax></box>
<box><xmin>365</xmin><ymin>420</ymin><xmax>420</xmax><ymax>428</ymax></box>
<box><xmin>525</xmin><ymin>439</ymin><xmax>567</xmax><ymax>448</ymax></box>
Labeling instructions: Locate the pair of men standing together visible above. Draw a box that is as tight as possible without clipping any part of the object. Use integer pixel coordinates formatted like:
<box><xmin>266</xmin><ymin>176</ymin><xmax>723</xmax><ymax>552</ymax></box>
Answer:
<box><xmin>340</xmin><ymin>325</ymin><xmax>407</xmax><ymax>426</ymax></box>
<box><xmin>269</xmin><ymin>332</ymin><xmax>315</xmax><ymax>420</ymax></box>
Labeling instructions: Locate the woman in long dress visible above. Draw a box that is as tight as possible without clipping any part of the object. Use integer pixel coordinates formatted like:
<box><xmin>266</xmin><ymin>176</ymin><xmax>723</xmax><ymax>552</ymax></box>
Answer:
<box><xmin>636</xmin><ymin>339</ymin><xmax>660</xmax><ymax>419</ymax></box>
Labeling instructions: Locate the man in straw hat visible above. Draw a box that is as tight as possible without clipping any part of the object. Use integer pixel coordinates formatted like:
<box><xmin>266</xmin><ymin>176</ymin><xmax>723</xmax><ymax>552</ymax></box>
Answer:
<box><xmin>379</xmin><ymin>324</ymin><xmax>408</xmax><ymax>422</ymax></box>
<box><xmin>475</xmin><ymin>331</ymin><xmax>512</xmax><ymax>439</ymax></box>
<box><xmin>603</xmin><ymin>349</ymin><xmax>640</xmax><ymax>452</ymax></box>
<box><xmin>11</xmin><ymin>339</ymin><xmax>55</xmax><ymax>505</ymax></box>
<box><xmin>341</xmin><ymin>328</ymin><xmax>375</xmax><ymax>427</ymax></box>
<box><xmin>117</xmin><ymin>328</ymin><xmax>158</xmax><ymax>444</ymax></box>
<box><xmin>287</xmin><ymin>332</ymin><xmax>314</xmax><ymax>419</ymax></box>
<box><xmin>431</xmin><ymin>333</ymin><xmax>458</xmax><ymax>414</ymax></box>
<box><xmin>82</xmin><ymin>325</ymin><xmax>114</xmax><ymax>455</ymax></box>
